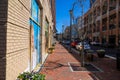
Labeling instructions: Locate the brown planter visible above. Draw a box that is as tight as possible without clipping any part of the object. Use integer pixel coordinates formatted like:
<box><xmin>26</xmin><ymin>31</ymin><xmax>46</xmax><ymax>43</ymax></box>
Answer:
<box><xmin>96</xmin><ymin>49</ymin><xmax>105</xmax><ymax>58</ymax></box>
<box><xmin>48</xmin><ymin>48</ymin><xmax>54</xmax><ymax>54</ymax></box>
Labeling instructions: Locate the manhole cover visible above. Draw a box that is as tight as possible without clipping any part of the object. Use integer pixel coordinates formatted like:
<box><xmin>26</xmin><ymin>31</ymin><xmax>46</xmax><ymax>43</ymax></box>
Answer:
<box><xmin>69</xmin><ymin>62</ymin><xmax>102</xmax><ymax>72</ymax></box>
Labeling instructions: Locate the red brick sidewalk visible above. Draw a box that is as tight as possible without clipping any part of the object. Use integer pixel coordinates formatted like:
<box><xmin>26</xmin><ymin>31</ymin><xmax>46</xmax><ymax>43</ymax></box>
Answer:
<box><xmin>40</xmin><ymin>42</ymin><xmax>120</xmax><ymax>80</ymax></box>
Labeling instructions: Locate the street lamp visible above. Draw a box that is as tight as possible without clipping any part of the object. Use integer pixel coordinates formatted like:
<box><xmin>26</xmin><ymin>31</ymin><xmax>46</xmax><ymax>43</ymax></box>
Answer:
<box><xmin>62</xmin><ymin>25</ymin><xmax>64</xmax><ymax>42</ymax></box>
<box><xmin>69</xmin><ymin>9</ymin><xmax>73</xmax><ymax>51</ymax></box>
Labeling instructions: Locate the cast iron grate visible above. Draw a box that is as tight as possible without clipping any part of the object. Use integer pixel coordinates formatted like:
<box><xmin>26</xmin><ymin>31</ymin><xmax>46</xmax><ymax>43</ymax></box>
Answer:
<box><xmin>69</xmin><ymin>62</ymin><xmax>102</xmax><ymax>72</ymax></box>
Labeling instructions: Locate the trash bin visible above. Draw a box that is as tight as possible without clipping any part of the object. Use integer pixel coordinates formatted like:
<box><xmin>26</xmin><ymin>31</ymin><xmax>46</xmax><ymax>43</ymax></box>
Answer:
<box><xmin>116</xmin><ymin>52</ymin><xmax>120</xmax><ymax>70</ymax></box>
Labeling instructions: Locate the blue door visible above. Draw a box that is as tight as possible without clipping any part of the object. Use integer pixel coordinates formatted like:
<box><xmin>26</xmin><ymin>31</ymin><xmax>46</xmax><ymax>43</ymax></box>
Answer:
<box><xmin>30</xmin><ymin>0</ymin><xmax>41</xmax><ymax>69</ymax></box>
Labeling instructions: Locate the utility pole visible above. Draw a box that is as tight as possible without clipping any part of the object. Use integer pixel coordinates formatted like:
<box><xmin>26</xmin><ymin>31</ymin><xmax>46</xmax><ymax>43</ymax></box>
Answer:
<box><xmin>69</xmin><ymin>10</ymin><xmax>73</xmax><ymax>51</ymax></box>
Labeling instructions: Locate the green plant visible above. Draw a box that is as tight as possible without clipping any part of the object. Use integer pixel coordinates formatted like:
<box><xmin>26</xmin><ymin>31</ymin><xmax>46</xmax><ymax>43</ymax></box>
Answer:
<box><xmin>32</xmin><ymin>73</ymin><xmax>45</xmax><ymax>80</ymax></box>
<box><xmin>17</xmin><ymin>72</ymin><xmax>45</xmax><ymax>80</ymax></box>
<box><xmin>17</xmin><ymin>72</ymin><xmax>32</xmax><ymax>80</ymax></box>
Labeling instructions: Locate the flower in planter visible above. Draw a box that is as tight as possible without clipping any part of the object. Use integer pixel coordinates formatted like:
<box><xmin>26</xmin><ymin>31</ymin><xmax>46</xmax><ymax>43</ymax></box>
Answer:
<box><xmin>96</xmin><ymin>49</ymin><xmax>105</xmax><ymax>58</ymax></box>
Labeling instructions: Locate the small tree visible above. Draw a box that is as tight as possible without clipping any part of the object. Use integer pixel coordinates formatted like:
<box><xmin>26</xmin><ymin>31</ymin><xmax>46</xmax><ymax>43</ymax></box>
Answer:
<box><xmin>71</xmin><ymin>0</ymin><xmax>87</xmax><ymax>67</ymax></box>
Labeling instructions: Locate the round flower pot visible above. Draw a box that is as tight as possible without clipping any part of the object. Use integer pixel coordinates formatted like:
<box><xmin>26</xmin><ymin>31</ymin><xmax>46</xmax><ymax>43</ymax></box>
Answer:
<box><xmin>96</xmin><ymin>49</ymin><xmax>105</xmax><ymax>58</ymax></box>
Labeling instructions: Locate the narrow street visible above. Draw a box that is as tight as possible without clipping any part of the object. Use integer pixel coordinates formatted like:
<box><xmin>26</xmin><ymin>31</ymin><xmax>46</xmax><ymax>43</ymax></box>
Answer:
<box><xmin>40</xmin><ymin>42</ymin><xmax>120</xmax><ymax>80</ymax></box>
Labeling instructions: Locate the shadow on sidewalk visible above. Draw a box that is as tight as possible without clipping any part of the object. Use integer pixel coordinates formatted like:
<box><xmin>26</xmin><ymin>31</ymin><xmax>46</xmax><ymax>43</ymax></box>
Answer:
<box><xmin>43</xmin><ymin>60</ymin><xmax>69</xmax><ymax>70</ymax></box>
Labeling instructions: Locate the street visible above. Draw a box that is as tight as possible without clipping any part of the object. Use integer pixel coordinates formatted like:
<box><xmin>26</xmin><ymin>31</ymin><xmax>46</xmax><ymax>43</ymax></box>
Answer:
<box><xmin>63</xmin><ymin>44</ymin><xmax>117</xmax><ymax>59</ymax></box>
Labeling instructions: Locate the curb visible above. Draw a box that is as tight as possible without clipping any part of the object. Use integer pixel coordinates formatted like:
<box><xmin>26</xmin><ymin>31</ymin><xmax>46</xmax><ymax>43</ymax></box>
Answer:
<box><xmin>105</xmin><ymin>55</ymin><xmax>116</xmax><ymax>60</ymax></box>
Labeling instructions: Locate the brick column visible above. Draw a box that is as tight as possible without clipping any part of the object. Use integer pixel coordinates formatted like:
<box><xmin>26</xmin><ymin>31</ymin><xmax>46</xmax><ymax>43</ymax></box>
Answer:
<box><xmin>0</xmin><ymin>0</ymin><xmax>8</xmax><ymax>80</ymax></box>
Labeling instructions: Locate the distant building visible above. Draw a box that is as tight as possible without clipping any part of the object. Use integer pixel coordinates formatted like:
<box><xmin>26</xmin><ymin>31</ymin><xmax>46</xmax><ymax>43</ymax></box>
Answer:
<box><xmin>80</xmin><ymin>0</ymin><xmax>120</xmax><ymax>47</ymax></box>
<box><xmin>63</xmin><ymin>24</ymin><xmax>78</xmax><ymax>40</ymax></box>
<box><xmin>76</xmin><ymin>16</ymin><xmax>84</xmax><ymax>39</ymax></box>
<box><xmin>56</xmin><ymin>33</ymin><xmax>62</xmax><ymax>41</ymax></box>
<box><xmin>90</xmin><ymin>0</ymin><xmax>96</xmax><ymax>7</ymax></box>
<box><xmin>71</xmin><ymin>24</ymin><xmax>78</xmax><ymax>39</ymax></box>
<box><xmin>64</xmin><ymin>26</ymin><xmax>70</xmax><ymax>40</ymax></box>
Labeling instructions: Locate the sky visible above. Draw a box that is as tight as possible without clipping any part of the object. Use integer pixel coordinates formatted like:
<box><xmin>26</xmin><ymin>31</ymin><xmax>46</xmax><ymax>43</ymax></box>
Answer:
<box><xmin>56</xmin><ymin>0</ymin><xmax>90</xmax><ymax>33</ymax></box>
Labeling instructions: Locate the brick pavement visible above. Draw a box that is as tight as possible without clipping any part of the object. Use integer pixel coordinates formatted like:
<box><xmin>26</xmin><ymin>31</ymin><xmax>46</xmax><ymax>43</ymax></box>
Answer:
<box><xmin>40</xmin><ymin>42</ymin><xmax>120</xmax><ymax>80</ymax></box>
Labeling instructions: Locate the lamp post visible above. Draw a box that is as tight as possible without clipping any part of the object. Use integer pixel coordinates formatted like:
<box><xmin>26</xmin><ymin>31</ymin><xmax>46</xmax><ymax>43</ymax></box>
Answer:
<box><xmin>69</xmin><ymin>10</ymin><xmax>73</xmax><ymax>51</ymax></box>
<box><xmin>62</xmin><ymin>25</ymin><xmax>64</xmax><ymax>42</ymax></box>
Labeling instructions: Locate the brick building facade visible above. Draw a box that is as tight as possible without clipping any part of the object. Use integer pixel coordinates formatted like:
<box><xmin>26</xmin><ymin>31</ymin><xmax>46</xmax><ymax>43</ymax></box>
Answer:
<box><xmin>78</xmin><ymin>0</ymin><xmax>120</xmax><ymax>47</ymax></box>
<box><xmin>0</xmin><ymin>0</ymin><xmax>55</xmax><ymax>80</ymax></box>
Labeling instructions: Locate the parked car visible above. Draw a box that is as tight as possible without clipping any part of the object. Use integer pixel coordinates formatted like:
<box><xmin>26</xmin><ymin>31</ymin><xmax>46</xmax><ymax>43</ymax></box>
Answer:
<box><xmin>76</xmin><ymin>42</ymin><xmax>91</xmax><ymax>51</ymax></box>
<box><xmin>101</xmin><ymin>43</ymin><xmax>115</xmax><ymax>48</ymax></box>
<box><xmin>64</xmin><ymin>40</ymin><xmax>70</xmax><ymax>45</ymax></box>
<box><xmin>90</xmin><ymin>41</ymin><xmax>101</xmax><ymax>46</ymax></box>
<box><xmin>71</xmin><ymin>41</ymin><xmax>78</xmax><ymax>48</ymax></box>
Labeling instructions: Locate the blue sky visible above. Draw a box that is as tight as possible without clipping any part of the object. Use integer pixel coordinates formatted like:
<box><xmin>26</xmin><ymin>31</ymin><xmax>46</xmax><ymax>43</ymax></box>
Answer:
<box><xmin>56</xmin><ymin>0</ymin><xmax>90</xmax><ymax>33</ymax></box>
